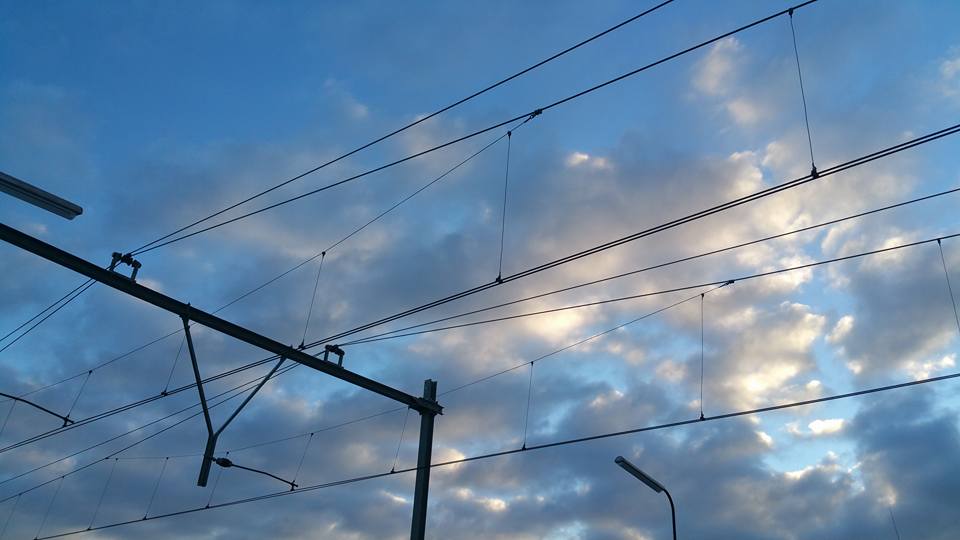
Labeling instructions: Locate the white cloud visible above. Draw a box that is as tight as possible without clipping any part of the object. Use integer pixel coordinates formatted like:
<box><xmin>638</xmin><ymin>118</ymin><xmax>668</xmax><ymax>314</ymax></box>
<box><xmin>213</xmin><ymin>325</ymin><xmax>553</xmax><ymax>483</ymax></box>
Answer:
<box><xmin>694</xmin><ymin>37</ymin><xmax>743</xmax><ymax>96</ymax></box>
<box><xmin>827</xmin><ymin>315</ymin><xmax>854</xmax><ymax>344</ymax></box>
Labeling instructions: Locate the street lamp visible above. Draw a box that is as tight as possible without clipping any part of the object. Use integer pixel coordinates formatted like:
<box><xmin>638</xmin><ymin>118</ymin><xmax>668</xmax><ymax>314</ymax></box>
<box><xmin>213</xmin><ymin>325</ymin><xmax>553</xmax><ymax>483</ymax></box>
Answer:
<box><xmin>0</xmin><ymin>170</ymin><xmax>83</xmax><ymax>219</ymax></box>
<box><xmin>614</xmin><ymin>455</ymin><xmax>676</xmax><ymax>540</ymax></box>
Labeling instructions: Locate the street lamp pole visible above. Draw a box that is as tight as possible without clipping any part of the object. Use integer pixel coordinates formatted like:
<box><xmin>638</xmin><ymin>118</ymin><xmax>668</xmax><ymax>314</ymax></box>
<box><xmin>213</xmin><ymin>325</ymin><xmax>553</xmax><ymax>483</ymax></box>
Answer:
<box><xmin>614</xmin><ymin>455</ymin><xmax>676</xmax><ymax>540</ymax></box>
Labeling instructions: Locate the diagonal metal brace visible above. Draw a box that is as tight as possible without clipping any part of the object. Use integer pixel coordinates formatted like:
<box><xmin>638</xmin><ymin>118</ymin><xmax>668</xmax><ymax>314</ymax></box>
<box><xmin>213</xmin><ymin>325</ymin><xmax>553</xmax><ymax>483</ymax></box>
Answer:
<box><xmin>182</xmin><ymin>315</ymin><xmax>286</xmax><ymax>487</ymax></box>
<box><xmin>0</xmin><ymin>392</ymin><xmax>75</xmax><ymax>426</ymax></box>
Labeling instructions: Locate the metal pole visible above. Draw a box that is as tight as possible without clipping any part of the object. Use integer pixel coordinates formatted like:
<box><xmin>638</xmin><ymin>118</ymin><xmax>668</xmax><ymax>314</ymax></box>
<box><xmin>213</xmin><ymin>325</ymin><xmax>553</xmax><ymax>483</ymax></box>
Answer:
<box><xmin>664</xmin><ymin>488</ymin><xmax>677</xmax><ymax>540</ymax></box>
<box><xmin>410</xmin><ymin>379</ymin><xmax>437</xmax><ymax>540</ymax></box>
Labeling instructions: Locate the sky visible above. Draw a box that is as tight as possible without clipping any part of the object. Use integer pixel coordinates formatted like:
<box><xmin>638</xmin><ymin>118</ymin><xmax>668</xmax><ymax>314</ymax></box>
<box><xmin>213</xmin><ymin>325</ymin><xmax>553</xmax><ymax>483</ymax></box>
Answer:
<box><xmin>2</xmin><ymin>0</ymin><xmax>960</xmax><ymax>538</ymax></box>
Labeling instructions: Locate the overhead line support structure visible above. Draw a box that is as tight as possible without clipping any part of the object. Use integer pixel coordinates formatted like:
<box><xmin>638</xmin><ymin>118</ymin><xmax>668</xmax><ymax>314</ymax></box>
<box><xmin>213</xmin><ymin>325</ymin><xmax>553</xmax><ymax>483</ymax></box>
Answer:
<box><xmin>0</xmin><ymin>222</ymin><xmax>442</xmax><ymax>540</ymax></box>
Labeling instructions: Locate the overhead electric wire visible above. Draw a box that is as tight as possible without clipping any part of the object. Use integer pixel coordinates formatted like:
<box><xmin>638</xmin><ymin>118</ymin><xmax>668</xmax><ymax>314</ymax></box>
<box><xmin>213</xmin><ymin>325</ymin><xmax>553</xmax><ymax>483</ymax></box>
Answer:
<box><xmin>340</xmin><ymin>232</ymin><xmax>960</xmax><ymax>344</ymax></box>
<box><xmin>43</xmin><ymin>222</ymin><xmax>956</xmax><ymax>476</ymax></box>
<box><xmin>7</xmin><ymin>117</ymin><xmax>958</xmax><ymax>455</ymax></box>
<box><xmin>130</xmin><ymin>0</ymin><xmax>819</xmax><ymax>256</ymax></box>
<box><xmin>302</xmin><ymin>121</ymin><xmax>960</xmax><ymax>350</ymax></box>
<box><xmin>0</xmin><ymin>362</ymin><xmax>296</xmax><ymax>503</ymax></box>
<box><xmin>8</xmin><ymin>0</ymin><xmax>934</xmax><ymax>457</ymax></box>
<box><xmin>0</xmin><ymin>123</ymin><xmax>518</xmax><ymax>413</ymax></box>
<box><xmin>0</xmin><ymin>280</ymin><xmax>96</xmax><ymax>355</ymax></box>
<box><xmin>202</xmin><ymin>287</ymin><xmax>717</xmax><ymax>462</ymax></box>
<box><xmin>127</xmin><ymin>0</ymin><xmax>678</xmax><ymax>256</ymax></box>
<box><xmin>35</xmin><ymin>369</ymin><xmax>960</xmax><ymax>539</ymax></box>
<box><xmin>7</xmin><ymin>177</ymin><xmax>958</xmax><ymax>456</ymax></box>
<box><xmin>341</xmin><ymin>185</ymin><xmax>960</xmax><ymax>346</ymax></box>
<box><xmin>0</xmin><ymin>279</ymin><xmax>92</xmax><ymax>346</ymax></box>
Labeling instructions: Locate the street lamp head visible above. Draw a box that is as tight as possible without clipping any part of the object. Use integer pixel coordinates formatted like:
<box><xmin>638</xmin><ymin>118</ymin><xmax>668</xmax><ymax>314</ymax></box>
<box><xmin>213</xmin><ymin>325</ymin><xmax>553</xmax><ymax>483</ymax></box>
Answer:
<box><xmin>615</xmin><ymin>456</ymin><xmax>665</xmax><ymax>494</ymax></box>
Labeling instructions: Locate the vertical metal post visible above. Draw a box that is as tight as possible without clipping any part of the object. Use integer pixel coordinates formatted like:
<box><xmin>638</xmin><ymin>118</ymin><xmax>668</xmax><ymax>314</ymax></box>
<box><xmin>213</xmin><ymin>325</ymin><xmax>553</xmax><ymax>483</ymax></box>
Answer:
<box><xmin>410</xmin><ymin>379</ymin><xmax>437</xmax><ymax>540</ymax></box>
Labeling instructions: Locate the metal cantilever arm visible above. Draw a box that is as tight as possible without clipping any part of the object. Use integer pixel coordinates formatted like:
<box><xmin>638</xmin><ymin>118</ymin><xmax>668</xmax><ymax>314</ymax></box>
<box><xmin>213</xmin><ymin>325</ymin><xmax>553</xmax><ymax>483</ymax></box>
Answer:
<box><xmin>0</xmin><ymin>392</ymin><xmax>74</xmax><ymax>426</ymax></box>
<box><xmin>182</xmin><ymin>316</ymin><xmax>286</xmax><ymax>487</ymax></box>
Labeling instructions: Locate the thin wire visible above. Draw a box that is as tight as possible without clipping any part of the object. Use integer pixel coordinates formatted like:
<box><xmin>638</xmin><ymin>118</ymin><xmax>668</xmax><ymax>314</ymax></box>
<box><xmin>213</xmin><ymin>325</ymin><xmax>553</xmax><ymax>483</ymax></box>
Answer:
<box><xmin>337</xmin><ymin>185</ymin><xmax>960</xmax><ymax>346</ymax></box>
<box><xmin>143</xmin><ymin>457</ymin><xmax>168</xmax><ymax>519</ymax></box>
<box><xmin>497</xmin><ymin>131</ymin><xmax>513</xmax><ymax>281</ymax></box>
<box><xmin>0</xmin><ymin>280</ymin><xmax>96</xmax><ymax>354</ymax></box>
<box><xmin>343</xmin><ymin>232</ymin><xmax>960</xmax><ymax>345</ymax></box>
<box><xmin>0</xmin><ymin>494</ymin><xmax>20</xmax><ymax>540</ymax></box>
<box><xmin>206</xmin><ymin>452</ymin><xmax>227</xmax><ymax>508</ymax></box>
<box><xmin>700</xmin><ymin>292</ymin><xmax>705</xmax><ymax>420</ymax></box>
<box><xmin>0</xmin><ymin>402</ymin><xmax>14</xmax><ymax>441</ymax></box>
<box><xmin>938</xmin><ymin>239</ymin><xmax>960</xmax><ymax>335</ymax></box>
<box><xmin>301</xmin><ymin>253</ymin><xmax>326</xmax><ymax>347</ymax></box>
<box><xmin>0</xmin><ymin>364</ymin><xmax>293</xmax><ymax>502</ymax></box>
<box><xmin>292</xmin><ymin>433</ymin><xmax>314</xmax><ymax>485</ymax></box>
<box><xmin>162</xmin><ymin>338</ymin><xmax>186</xmax><ymax>395</ymax></box>
<box><xmin>0</xmin><ymin>126</ymin><xmax>516</xmax><ymax>406</ymax></box>
<box><xmin>64</xmin><ymin>371</ymin><xmax>92</xmax><ymax>421</ymax></box>
<box><xmin>195</xmin><ymin>289</ymin><xmax>712</xmax><ymax>463</ymax></box>
<box><xmin>131</xmin><ymin>1</ymin><xmax>817</xmax><ymax>256</ymax></box>
<box><xmin>5</xmin><ymin>120</ymin><xmax>952</xmax><ymax>453</ymax></box>
<box><xmin>88</xmin><ymin>458</ymin><xmax>117</xmax><ymax>530</ymax></box>
<box><xmin>889</xmin><ymin>508</ymin><xmax>902</xmax><ymax>540</ymax></box>
<box><xmin>0</xmin><ymin>279</ymin><xmax>91</xmax><ymax>345</ymax></box>
<box><xmin>127</xmin><ymin>0</ymin><xmax>677</xmax><ymax>256</ymax></box>
<box><xmin>39</xmin><ymin>369</ymin><xmax>960</xmax><ymax>540</ymax></box>
<box><xmin>34</xmin><ymin>476</ymin><xmax>63</xmax><ymax>540</ymax></box>
<box><xmin>7</xmin><ymin>228</ymin><xmax>959</xmax><ymax>463</ymax></box>
<box><xmin>521</xmin><ymin>361</ymin><xmax>535</xmax><ymax>450</ymax></box>
<box><xmin>307</xmin><ymin>122</ymin><xmax>960</xmax><ymax>349</ymax></box>
<box><xmin>0</xmin><ymin>125</ymin><xmax>522</xmax><ymax>455</ymax></box>
<box><xmin>789</xmin><ymin>9</ymin><xmax>816</xmax><ymax>172</ymax></box>
<box><xmin>391</xmin><ymin>410</ymin><xmax>410</xmax><ymax>473</ymax></box>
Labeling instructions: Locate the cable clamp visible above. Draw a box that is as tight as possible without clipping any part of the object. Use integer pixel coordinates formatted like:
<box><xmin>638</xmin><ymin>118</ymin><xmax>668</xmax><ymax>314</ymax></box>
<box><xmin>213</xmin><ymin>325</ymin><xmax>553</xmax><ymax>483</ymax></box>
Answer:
<box><xmin>109</xmin><ymin>252</ymin><xmax>142</xmax><ymax>282</ymax></box>
<box><xmin>323</xmin><ymin>344</ymin><xmax>345</xmax><ymax>366</ymax></box>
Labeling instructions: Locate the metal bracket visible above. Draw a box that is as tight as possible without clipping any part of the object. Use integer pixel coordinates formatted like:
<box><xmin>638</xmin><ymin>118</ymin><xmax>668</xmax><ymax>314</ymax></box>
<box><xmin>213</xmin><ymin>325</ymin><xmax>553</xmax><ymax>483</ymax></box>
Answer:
<box><xmin>181</xmin><ymin>313</ymin><xmax>287</xmax><ymax>487</ymax></box>
<box><xmin>211</xmin><ymin>456</ymin><xmax>297</xmax><ymax>490</ymax></box>
<box><xmin>322</xmin><ymin>344</ymin><xmax>345</xmax><ymax>366</ymax></box>
<box><xmin>109</xmin><ymin>252</ymin><xmax>142</xmax><ymax>281</ymax></box>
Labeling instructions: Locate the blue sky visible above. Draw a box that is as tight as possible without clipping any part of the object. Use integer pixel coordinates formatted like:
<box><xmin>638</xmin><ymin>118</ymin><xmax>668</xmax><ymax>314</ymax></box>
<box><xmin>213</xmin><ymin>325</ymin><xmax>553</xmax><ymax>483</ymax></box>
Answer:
<box><xmin>2</xmin><ymin>1</ymin><xmax>960</xmax><ymax>539</ymax></box>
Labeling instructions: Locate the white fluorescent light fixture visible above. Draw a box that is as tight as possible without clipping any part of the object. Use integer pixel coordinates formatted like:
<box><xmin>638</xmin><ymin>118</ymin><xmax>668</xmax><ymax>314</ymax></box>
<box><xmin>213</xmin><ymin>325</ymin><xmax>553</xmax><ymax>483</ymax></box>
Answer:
<box><xmin>0</xmin><ymin>170</ymin><xmax>83</xmax><ymax>220</ymax></box>
<box><xmin>615</xmin><ymin>455</ymin><xmax>665</xmax><ymax>493</ymax></box>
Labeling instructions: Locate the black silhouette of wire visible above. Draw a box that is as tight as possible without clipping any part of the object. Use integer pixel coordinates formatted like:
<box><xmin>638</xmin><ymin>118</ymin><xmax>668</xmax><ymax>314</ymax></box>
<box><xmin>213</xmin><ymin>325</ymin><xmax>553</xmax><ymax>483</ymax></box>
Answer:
<box><xmin>0</xmin><ymin>280</ymin><xmax>96</xmax><ymax>355</ymax></box>
<box><xmin>789</xmin><ymin>9</ymin><xmax>817</xmax><ymax>173</ymax></box>
<box><xmin>938</xmin><ymin>239</ymin><xmax>960</xmax><ymax>335</ymax></box>
<box><xmin>339</xmin><ymin>232</ymin><xmax>960</xmax><ymax>344</ymax></box>
<box><xmin>0</xmin><ymin>363</ymin><xmax>295</xmax><ymax>503</ymax></box>
<box><xmin>130</xmin><ymin>1</ymin><xmax>818</xmax><ymax>256</ymax></box>
<box><xmin>36</xmin><ymin>369</ymin><xmax>960</xmax><ymax>539</ymax></box>
<box><xmin>128</xmin><ymin>0</ymin><xmax>679</xmax><ymax>256</ymax></box>
<box><xmin>0</xmin><ymin>279</ymin><xmax>92</xmax><ymax>345</ymax></box>
<box><xmin>304</xmin><ymin>122</ymin><xmax>960</xmax><ymax>348</ymax></box>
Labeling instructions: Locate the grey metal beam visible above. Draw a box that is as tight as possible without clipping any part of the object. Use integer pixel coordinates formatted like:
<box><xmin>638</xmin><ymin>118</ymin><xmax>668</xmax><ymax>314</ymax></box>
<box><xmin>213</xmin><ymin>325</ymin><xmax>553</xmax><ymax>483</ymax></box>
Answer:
<box><xmin>0</xmin><ymin>171</ymin><xmax>82</xmax><ymax>219</ymax></box>
<box><xmin>0</xmin><ymin>222</ymin><xmax>441</xmax><ymax>415</ymax></box>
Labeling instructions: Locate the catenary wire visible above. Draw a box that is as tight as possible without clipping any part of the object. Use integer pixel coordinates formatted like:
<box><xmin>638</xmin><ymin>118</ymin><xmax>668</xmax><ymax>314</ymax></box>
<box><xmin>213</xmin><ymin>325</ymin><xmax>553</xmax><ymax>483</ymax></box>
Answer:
<box><xmin>0</xmin><ymin>124</ymin><xmax>518</xmax><ymax>411</ymax></box>
<box><xmin>130</xmin><ymin>0</ymin><xmax>819</xmax><ymax>256</ymax></box>
<box><xmin>341</xmin><ymin>233</ymin><xmax>960</xmax><ymax>344</ymax></box>
<box><xmin>302</xmin><ymin>122</ymin><xmax>960</xmax><ymax>348</ymax></box>
<box><xmin>0</xmin><ymin>363</ymin><xmax>295</xmax><ymax>503</ymax></box>
<box><xmin>5</xmin><ymin>117</ymin><xmax>955</xmax><ymax>458</ymax></box>
<box><xmin>339</xmin><ymin>185</ymin><xmax>960</xmax><ymax>347</ymax></box>
<box><xmin>36</xmin><ymin>368</ymin><xmax>960</xmax><ymax>539</ymax></box>
<box><xmin>7</xmin><ymin>190</ymin><xmax>957</xmax><ymax>457</ymax></box>
<box><xmin>127</xmin><ymin>0</ymin><xmax>678</xmax><ymax>256</ymax></box>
